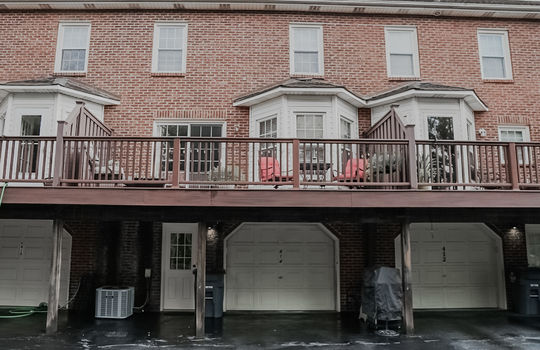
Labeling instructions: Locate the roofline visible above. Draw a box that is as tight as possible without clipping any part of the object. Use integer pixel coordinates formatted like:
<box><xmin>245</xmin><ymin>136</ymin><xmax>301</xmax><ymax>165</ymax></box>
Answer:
<box><xmin>1</xmin><ymin>1</ymin><xmax>539</xmax><ymax>20</ymax></box>
<box><xmin>234</xmin><ymin>85</ymin><xmax>488</xmax><ymax>111</ymax></box>
<box><xmin>0</xmin><ymin>85</ymin><xmax>121</xmax><ymax>105</ymax></box>
<box><xmin>367</xmin><ymin>89</ymin><xmax>488</xmax><ymax>111</ymax></box>
<box><xmin>233</xmin><ymin>86</ymin><xmax>368</xmax><ymax>107</ymax></box>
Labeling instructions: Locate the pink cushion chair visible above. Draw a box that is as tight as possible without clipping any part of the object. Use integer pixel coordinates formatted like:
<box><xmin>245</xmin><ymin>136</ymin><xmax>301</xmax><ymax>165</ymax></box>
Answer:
<box><xmin>259</xmin><ymin>157</ymin><xmax>292</xmax><ymax>188</ymax></box>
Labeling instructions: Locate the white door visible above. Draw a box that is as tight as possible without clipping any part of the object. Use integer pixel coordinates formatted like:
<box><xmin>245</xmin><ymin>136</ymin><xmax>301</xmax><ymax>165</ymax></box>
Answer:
<box><xmin>226</xmin><ymin>223</ymin><xmax>336</xmax><ymax>311</ymax></box>
<box><xmin>0</xmin><ymin>220</ymin><xmax>72</xmax><ymax>307</ymax></box>
<box><xmin>161</xmin><ymin>223</ymin><xmax>198</xmax><ymax>310</ymax></box>
<box><xmin>396</xmin><ymin>223</ymin><xmax>504</xmax><ymax>309</ymax></box>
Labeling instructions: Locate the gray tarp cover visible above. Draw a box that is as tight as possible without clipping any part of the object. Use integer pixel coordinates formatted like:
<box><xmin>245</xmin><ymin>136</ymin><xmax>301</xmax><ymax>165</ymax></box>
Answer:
<box><xmin>362</xmin><ymin>266</ymin><xmax>403</xmax><ymax>322</ymax></box>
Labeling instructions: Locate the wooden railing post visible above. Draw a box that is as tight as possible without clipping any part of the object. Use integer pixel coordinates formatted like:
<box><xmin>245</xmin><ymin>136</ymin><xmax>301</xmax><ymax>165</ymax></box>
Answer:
<box><xmin>405</xmin><ymin>125</ymin><xmax>418</xmax><ymax>189</ymax></box>
<box><xmin>52</xmin><ymin>121</ymin><xmax>67</xmax><ymax>187</ymax></box>
<box><xmin>171</xmin><ymin>138</ymin><xmax>180</xmax><ymax>188</ymax></box>
<box><xmin>292</xmin><ymin>139</ymin><xmax>300</xmax><ymax>189</ymax></box>
<box><xmin>508</xmin><ymin>142</ymin><xmax>520</xmax><ymax>190</ymax></box>
<box><xmin>74</xmin><ymin>101</ymin><xmax>85</xmax><ymax>136</ymax></box>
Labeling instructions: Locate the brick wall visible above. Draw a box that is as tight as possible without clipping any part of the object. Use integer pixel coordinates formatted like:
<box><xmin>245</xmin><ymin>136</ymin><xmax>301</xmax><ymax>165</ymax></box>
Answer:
<box><xmin>1</xmin><ymin>11</ymin><xmax>539</xmax><ymax>140</ymax></box>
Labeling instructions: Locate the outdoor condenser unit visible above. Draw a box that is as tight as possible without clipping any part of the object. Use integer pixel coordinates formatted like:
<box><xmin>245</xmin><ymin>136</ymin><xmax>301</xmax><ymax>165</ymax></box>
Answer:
<box><xmin>95</xmin><ymin>286</ymin><xmax>134</xmax><ymax>319</ymax></box>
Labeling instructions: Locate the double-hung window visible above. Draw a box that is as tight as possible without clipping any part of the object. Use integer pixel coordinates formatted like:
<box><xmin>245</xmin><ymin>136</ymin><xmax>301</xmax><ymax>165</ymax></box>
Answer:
<box><xmin>477</xmin><ymin>29</ymin><xmax>512</xmax><ymax>80</ymax></box>
<box><xmin>384</xmin><ymin>26</ymin><xmax>420</xmax><ymax>78</ymax></box>
<box><xmin>296</xmin><ymin>113</ymin><xmax>324</xmax><ymax>161</ymax></box>
<box><xmin>259</xmin><ymin>116</ymin><xmax>278</xmax><ymax>156</ymax></box>
<box><xmin>152</xmin><ymin>23</ymin><xmax>188</xmax><ymax>73</ymax></box>
<box><xmin>290</xmin><ymin>24</ymin><xmax>323</xmax><ymax>75</ymax></box>
<box><xmin>55</xmin><ymin>23</ymin><xmax>91</xmax><ymax>73</ymax></box>
<box><xmin>499</xmin><ymin>125</ymin><xmax>530</xmax><ymax>164</ymax></box>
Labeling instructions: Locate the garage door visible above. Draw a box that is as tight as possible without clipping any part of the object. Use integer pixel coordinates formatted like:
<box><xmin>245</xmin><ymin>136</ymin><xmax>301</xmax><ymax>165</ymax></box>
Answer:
<box><xmin>225</xmin><ymin>223</ymin><xmax>336</xmax><ymax>311</ymax></box>
<box><xmin>0</xmin><ymin>220</ymin><xmax>72</xmax><ymax>307</ymax></box>
<box><xmin>396</xmin><ymin>223</ymin><xmax>503</xmax><ymax>309</ymax></box>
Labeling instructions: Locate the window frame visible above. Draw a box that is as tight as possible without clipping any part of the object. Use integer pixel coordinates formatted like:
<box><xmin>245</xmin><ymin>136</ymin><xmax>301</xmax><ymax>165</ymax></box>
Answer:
<box><xmin>384</xmin><ymin>26</ymin><xmax>420</xmax><ymax>78</ymax></box>
<box><xmin>54</xmin><ymin>22</ymin><xmax>91</xmax><ymax>74</ymax></box>
<box><xmin>152</xmin><ymin>22</ymin><xmax>188</xmax><ymax>74</ymax></box>
<box><xmin>477</xmin><ymin>29</ymin><xmax>513</xmax><ymax>80</ymax></box>
<box><xmin>289</xmin><ymin>23</ymin><xmax>324</xmax><ymax>76</ymax></box>
<box><xmin>498</xmin><ymin>125</ymin><xmax>531</xmax><ymax>165</ymax></box>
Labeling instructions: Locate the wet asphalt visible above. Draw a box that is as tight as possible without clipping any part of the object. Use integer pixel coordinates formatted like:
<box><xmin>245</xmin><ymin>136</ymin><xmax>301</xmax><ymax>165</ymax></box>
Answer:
<box><xmin>1</xmin><ymin>311</ymin><xmax>540</xmax><ymax>349</ymax></box>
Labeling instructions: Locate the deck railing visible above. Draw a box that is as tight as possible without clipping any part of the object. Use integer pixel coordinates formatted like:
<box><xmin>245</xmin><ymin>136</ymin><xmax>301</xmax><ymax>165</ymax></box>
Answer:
<box><xmin>1</xmin><ymin>134</ymin><xmax>539</xmax><ymax>191</ymax></box>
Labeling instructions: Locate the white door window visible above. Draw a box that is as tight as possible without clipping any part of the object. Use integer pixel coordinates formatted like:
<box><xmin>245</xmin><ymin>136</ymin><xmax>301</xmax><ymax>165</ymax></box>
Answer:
<box><xmin>427</xmin><ymin>116</ymin><xmax>454</xmax><ymax>140</ymax></box>
<box><xmin>297</xmin><ymin>113</ymin><xmax>324</xmax><ymax>161</ymax></box>
<box><xmin>20</xmin><ymin>115</ymin><xmax>41</xmax><ymax>173</ymax></box>
<box><xmin>259</xmin><ymin>116</ymin><xmax>278</xmax><ymax>156</ymax></box>
<box><xmin>161</xmin><ymin>223</ymin><xmax>198</xmax><ymax>310</ymax></box>
<box><xmin>499</xmin><ymin>125</ymin><xmax>530</xmax><ymax>164</ymax></box>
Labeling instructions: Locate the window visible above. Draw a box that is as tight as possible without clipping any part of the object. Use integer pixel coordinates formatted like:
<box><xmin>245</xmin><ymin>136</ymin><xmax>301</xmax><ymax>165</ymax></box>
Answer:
<box><xmin>169</xmin><ymin>232</ymin><xmax>192</xmax><ymax>270</ymax></box>
<box><xmin>20</xmin><ymin>115</ymin><xmax>41</xmax><ymax>173</ymax></box>
<box><xmin>55</xmin><ymin>23</ymin><xmax>91</xmax><ymax>73</ymax></box>
<box><xmin>290</xmin><ymin>24</ymin><xmax>323</xmax><ymax>75</ymax></box>
<box><xmin>428</xmin><ymin>116</ymin><xmax>454</xmax><ymax>140</ymax></box>
<box><xmin>477</xmin><ymin>30</ymin><xmax>512</xmax><ymax>80</ymax></box>
<box><xmin>384</xmin><ymin>26</ymin><xmax>420</xmax><ymax>78</ymax></box>
<box><xmin>158</xmin><ymin>123</ymin><xmax>222</xmax><ymax>172</ymax></box>
<box><xmin>259</xmin><ymin>117</ymin><xmax>277</xmax><ymax>138</ymax></box>
<box><xmin>297</xmin><ymin>113</ymin><xmax>324</xmax><ymax>161</ymax></box>
<box><xmin>340</xmin><ymin>118</ymin><xmax>352</xmax><ymax>139</ymax></box>
<box><xmin>152</xmin><ymin>23</ymin><xmax>188</xmax><ymax>73</ymax></box>
<box><xmin>0</xmin><ymin>112</ymin><xmax>5</xmax><ymax>136</ymax></box>
<box><xmin>499</xmin><ymin>125</ymin><xmax>530</xmax><ymax>164</ymax></box>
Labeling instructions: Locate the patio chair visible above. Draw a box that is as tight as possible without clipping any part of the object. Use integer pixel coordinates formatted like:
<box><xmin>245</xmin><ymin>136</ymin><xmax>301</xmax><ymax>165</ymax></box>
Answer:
<box><xmin>259</xmin><ymin>156</ymin><xmax>292</xmax><ymax>188</ymax></box>
<box><xmin>333</xmin><ymin>158</ymin><xmax>366</xmax><ymax>188</ymax></box>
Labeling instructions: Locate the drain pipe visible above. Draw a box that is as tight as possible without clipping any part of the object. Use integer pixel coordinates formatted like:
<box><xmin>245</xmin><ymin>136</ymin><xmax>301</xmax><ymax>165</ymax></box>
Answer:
<box><xmin>0</xmin><ymin>182</ymin><xmax>7</xmax><ymax>207</ymax></box>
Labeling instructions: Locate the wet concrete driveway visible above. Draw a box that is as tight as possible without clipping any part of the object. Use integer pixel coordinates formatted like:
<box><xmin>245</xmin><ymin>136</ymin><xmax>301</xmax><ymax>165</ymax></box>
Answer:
<box><xmin>1</xmin><ymin>311</ymin><xmax>540</xmax><ymax>349</ymax></box>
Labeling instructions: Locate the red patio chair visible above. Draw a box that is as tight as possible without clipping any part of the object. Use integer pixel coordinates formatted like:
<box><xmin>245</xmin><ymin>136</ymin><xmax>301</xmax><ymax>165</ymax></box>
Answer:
<box><xmin>333</xmin><ymin>158</ymin><xmax>366</xmax><ymax>185</ymax></box>
<box><xmin>259</xmin><ymin>157</ymin><xmax>293</xmax><ymax>188</ymax></box>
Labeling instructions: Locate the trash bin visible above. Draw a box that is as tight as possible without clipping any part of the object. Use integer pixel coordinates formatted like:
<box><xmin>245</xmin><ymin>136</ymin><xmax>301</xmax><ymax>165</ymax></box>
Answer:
<box><xmin>513</xmin><ymin>268</ymin><xmax>540</xmax><ymax>315</ymax></box>
<box><xmin>205</xmin><ymin>272</ymin><xmax>224</xmax><ymax>318</ymax></box>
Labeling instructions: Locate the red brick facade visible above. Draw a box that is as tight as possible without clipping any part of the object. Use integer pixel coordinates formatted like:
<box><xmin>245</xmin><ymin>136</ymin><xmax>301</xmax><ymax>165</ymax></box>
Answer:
<box><xmin>1</xmin><ymin>10</ymin><xmax>539</xmax><ymax>140</ymax></box>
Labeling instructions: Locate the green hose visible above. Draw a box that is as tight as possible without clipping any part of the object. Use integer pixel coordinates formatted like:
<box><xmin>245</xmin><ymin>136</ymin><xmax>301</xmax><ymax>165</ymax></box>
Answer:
<box><xmin>0</xmin><ymin>302</ymin><xmax>47</xmax><ymax>319</ymax></box>
<box><xmin>0</xmin><ymin>182</ymin><xmax>7</xmax><ymax>207</ymax></box>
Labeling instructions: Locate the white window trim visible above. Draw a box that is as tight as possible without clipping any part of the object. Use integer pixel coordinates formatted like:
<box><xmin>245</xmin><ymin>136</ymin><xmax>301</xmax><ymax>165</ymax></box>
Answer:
<box><xmin>384</xmin><ymin>26</ymin><xmax>420</xmax><ymax>78</ymax></box>
<box><xmin>54</xmin><ymin>22</ymin><xmax>91</xmax><ymax>74</ymax></box>
<box><xmin>339</xmin><ymin>115</ymin><xmax>355</xmax><ymax>139</ymax></box>
<box><xmin>289</xmin><ymin>23</ymin><xmax>324</xmax><ymax>76</ymax></box>
<box><xmin>152</xmin><ymin>22</ymin><xmax>188</xmax><ymax>74</ymax></box>
<box><xmin>477</xmin><ymin>29</ymin><xmax>513</xmax><ymax>80</ymax></box>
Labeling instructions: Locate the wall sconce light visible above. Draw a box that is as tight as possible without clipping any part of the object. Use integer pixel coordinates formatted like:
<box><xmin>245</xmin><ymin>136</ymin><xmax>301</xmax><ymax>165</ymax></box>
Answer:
<box><xmin>207</xmin><ymin>226</ymin><xmax>217</xmax><ymax>241</ymax></box>
<box><xmin>478</xmin><ymin>128</ymin><xmax>487</xmax><ymax>137</ymax></box>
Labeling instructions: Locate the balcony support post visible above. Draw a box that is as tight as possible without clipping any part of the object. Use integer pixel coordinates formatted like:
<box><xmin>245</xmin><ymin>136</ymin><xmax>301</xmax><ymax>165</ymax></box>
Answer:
<box><xmin>405</xmin><ymin>125</ymin><xmax>418</xmax><ymax>189</ymax></box>
<box><xmin>508</xmin><ymin>142</ymin><xmax>520</xmax><ymax>190</ymax></box>
<box><xmin>401</xmin><ymin>219</ymin><xmax>414</xmax><ymax>335</ymax></box>
<box><xmin>195</xmin><ymin>222</ymin><xmax>207</xmax><ymax>338</ymax></box>
<box><xmin>46</xmin><ymin>219</ymin><xmax>63</xmax><ymax>334</ymax></box>
<box><xmin>52</xmin><ymin>121</ymin><xmax>67</xmax><ymax>187</ymax></box>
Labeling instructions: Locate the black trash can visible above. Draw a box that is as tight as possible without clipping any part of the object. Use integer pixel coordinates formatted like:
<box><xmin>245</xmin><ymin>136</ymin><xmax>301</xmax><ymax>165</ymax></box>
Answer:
<box><xmin>205</xmin><ymin>272</ymin><xmax>225</xmax><ymax>318</ymax></box>
<box><xmin>513</xmin><ymin>268</ymin><xmax>540</xmax><ymax>315</ymax></box>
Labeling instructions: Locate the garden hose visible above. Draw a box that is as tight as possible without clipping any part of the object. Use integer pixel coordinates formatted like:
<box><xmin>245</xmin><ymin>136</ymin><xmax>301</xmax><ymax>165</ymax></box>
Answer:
<box><xmin>0</xmin><ymin>302</ymin><xmax>48</xmax><ymax>319</ymax></box>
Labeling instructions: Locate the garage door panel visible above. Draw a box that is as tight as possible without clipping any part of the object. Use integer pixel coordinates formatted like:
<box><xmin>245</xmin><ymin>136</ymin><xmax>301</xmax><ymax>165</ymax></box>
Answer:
<box><xmin>228</xmin><ymin>246</ymin><xmax>254</xmax><ymax>265</ymax></box>
<box><xmin>0</xmin><ymin>287</ymin><xmax>17</xmax><ymax>304</ymax></box>
<box><xmin>0</xmin><ymin>266</ymin><xmax>17</xmax><ymax>280</ymax></box>
<box><xmin>0</xmin><ymin>239</ymin><xmax>20</xmax><ymax>259</ymax></box>
<box><xmin>226</xmin><ymin>224</ymin><xmax>335</xmax><ymax>311</ymax></box>
<box><xmin>417</xmin><ymin>268</ymin><xmax>444</xmax><ymax>284</ymax></box>
<box><xmin>444</xmin><ymin>268</ymin><xmax>469</xmax><ymax>285</ymax></box>
<box><xmin>417</xmin><ymin>287</ymin><xmax>446</xmax><ymax>308</ymax></box>
<box><xmin>422</xmin><ymin>243</ymin><xmax>443</xmax><ymax>264</ymax></box>
<box><xmin>22</xmin><ymin>265</ymin><xmax>48</xmax><ymax>283</ymax></box>
<box><xmin>445</xmin><ymin>287</ymin><xmax>470</xmax><ymax>308</ymax></box>
<box><xmin>469</xmin><ymin>268</ymin><xmax>493</xmax><ymax>285</ymax></box>
<box><xmin>445</xmin><ymin>242</ymin><xmax>468</xmax><ymax>263</ymax></box>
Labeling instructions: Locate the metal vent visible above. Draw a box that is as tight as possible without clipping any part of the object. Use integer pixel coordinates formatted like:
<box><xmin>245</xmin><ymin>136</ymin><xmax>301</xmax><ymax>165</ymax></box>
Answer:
<box><xmin>95</xmin><ymin>287</ymin><xmax>134</xmax><ymax>319</ymax></box>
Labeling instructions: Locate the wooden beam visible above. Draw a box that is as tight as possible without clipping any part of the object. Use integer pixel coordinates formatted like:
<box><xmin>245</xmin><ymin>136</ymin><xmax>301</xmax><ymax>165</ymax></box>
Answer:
<box><xmin>46</xmin><ymin>219</ymin><xmax>63</xmax><ymax>334</ymax></box>
<box><xmin>195</xmin><ymin>223</ymin><xmax>207</xmax><ymax>338</ymax></box>
<box><xmin>401</xmin><ymin>219</ymin><xmax>414</xmax><ymax>335</ymax></box>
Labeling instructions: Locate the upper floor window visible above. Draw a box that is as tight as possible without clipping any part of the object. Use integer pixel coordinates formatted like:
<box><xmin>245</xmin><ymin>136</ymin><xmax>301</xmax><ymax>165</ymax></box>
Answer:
<box><xmin>152</xmin><ymin>23</ymin><xmax>188</xmax><ymax>73</ymax></box>
<box><xmin>55</xmin><ymin>23</ymin><xmax>91</xmax><ymax>73</ymax></box>
<box><xmin>477</xmin><ymin>29</ymin><xmax>512</xmax><ymax>80</ymax></box>
<box><xmin>384</xmin><ymin>26</ymin><xmax>420</xmax><ymax>78</ymax></box>
<box><xmin>290</xmin><ymin>24</ymin><xmax>323</xmax><ymax>75</ymax></box>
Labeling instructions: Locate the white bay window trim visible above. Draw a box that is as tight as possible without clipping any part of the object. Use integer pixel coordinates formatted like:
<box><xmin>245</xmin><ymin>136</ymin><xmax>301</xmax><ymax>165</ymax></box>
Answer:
<box><xmin>384</xmin><ymin>26</ymin><xmax>420</xmax><ymax>78</ymax></box>
<box><xmin>54</xmin><ymin>22</ymin><xmax>91</xmax><ymax>73</ymax></box>
<box><xmin>477</xmin><ymin>29</ymin><xmax>513</xmax><ymax>80</ymax></box>
<box><xmin>152</xmin><ymin>22</ymin><xmax>188</xmax><ymax>74</ymax></box>
<box><xmin>289</xmin><ymin>24</ymin><xmax>324</xmax><ymax>76</ymax></box>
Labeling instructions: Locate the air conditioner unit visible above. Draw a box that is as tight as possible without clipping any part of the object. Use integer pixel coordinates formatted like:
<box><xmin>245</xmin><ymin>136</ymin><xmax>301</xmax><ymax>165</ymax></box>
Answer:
<box><xmin>95</xmin><ymin>286</ymin><xmax>134</xmax><ymax>319</ymax></box>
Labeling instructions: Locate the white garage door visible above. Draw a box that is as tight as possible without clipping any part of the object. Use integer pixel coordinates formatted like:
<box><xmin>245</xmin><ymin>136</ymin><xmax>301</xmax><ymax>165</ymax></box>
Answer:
<box><xmin>225</xmin><ymin>223</ymin><xmax>337</xmax><ymax>311</ymax></box>
<box><xmin>0</xmin><ymin>220</ymin><xmax>72</xmax><ymax>307</ymax></box>
<box><xmin>396</xmin><ymin>223</ymin><xmax>504</xmax><ymax>309</ymax></box>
